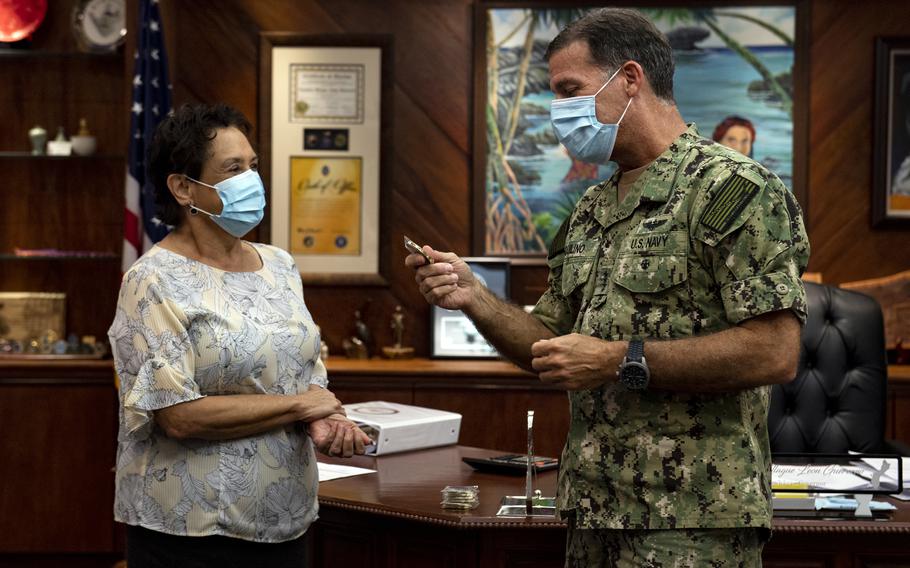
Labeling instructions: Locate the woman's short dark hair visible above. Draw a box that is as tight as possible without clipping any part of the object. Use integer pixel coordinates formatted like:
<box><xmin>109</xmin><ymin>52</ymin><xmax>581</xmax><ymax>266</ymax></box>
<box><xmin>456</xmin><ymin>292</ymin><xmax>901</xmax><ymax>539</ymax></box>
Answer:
<box><xmin>147</xmin><ymin>103</ymin><xmax>252</xmax><ymax>226</ymax></box>
<box><xmin>545</xmin><ymin>8</ymin><xmax>675</xmax><ymax>102</ymax></box>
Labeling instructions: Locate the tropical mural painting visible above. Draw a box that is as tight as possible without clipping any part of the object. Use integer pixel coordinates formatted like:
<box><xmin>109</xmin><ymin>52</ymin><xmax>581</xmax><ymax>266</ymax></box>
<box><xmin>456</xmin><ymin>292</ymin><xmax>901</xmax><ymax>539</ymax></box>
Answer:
<box><xmin>481</xmin><ymin>6</ymin><xmax>797</xmax><ymax>255</ymax></box>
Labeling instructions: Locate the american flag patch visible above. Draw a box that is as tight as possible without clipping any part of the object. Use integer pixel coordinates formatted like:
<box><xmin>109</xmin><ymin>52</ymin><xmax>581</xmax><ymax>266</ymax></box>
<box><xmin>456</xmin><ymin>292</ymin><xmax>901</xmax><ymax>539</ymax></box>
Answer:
<box><xmin>699</xmin><ymin>174</ymin><xmax>760</xmax><ymax>233</ymax></box>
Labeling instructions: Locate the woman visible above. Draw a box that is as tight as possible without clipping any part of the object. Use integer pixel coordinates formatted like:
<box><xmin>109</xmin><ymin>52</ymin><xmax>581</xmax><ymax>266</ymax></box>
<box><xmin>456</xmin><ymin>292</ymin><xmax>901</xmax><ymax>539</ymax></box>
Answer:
<box><xmin>108</xmin><ymin>103</ymin><xmax>369</xmax><ymax>567</ymax></box>
<box><xmin>712</xmin><ymin>115</ymin><xmax>756</xmax><ymax>158</ymax></box>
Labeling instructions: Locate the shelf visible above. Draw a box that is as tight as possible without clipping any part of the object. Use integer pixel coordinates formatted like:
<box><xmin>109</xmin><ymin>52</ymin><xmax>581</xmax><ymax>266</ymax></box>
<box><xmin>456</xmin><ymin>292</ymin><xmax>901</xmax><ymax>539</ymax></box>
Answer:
<box><xmin>0</xmin><ymin>49</ymin><xmax>121</xmax><ymax>60</ymax></box>
<box><xmin>0</xmin><ymin>152</ymin><xmax>123</xmax><ymax>160</ymax></box>
<box><xmin>0</xmin><ymin>253</ymin><xmax>119</xmax><ymax>261</ymax></box>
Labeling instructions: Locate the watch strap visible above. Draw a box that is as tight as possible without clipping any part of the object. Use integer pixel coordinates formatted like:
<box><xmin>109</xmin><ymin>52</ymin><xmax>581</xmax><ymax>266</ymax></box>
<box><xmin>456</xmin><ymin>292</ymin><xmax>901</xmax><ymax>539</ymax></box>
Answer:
<box><xmin>627</xmin><ymin>339</ymin><xmax>644</xmax><ymax>363</ymax></box>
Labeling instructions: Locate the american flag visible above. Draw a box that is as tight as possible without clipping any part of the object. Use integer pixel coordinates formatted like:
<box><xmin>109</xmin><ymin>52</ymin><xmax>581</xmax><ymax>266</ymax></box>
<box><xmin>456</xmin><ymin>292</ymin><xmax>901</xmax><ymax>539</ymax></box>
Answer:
<box><xmin>122</xmin><ymin>0</ymin><xmax>172</xmax><ymax>272</ymax></box>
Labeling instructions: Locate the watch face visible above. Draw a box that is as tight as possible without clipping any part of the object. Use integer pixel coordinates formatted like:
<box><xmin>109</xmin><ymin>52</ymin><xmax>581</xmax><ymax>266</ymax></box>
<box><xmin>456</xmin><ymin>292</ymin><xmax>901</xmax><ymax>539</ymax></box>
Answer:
<box><xmin>621</xmin><ymin>363</ymin><xmax>649</xmax><ymax>390</ymax></box>
<box><xmin>72</xmin><ymin>0</ymin><xmax>126</xmax><ymax>52</ymax></box>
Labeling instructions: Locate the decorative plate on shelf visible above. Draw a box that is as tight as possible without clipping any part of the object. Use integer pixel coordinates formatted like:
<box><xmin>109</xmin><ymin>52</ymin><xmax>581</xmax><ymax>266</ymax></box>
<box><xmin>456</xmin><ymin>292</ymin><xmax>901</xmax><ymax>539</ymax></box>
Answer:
<box><xmin>71</xmin><ymin>0</ymin><xmax>125</xmax><ymax>53</ymax></box>
<box><xmin>0</xmin><ymin>0</ymin><xmax>48</xmax><ymax>43</ymax></box>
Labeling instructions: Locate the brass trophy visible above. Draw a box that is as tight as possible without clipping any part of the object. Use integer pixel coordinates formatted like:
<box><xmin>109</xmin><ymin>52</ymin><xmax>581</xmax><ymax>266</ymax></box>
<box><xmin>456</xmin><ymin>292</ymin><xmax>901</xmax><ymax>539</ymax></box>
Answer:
<box><xmin>381</xmin><ymin>305</ymin><xmax>414</xmax><ymax>359</ymax></box>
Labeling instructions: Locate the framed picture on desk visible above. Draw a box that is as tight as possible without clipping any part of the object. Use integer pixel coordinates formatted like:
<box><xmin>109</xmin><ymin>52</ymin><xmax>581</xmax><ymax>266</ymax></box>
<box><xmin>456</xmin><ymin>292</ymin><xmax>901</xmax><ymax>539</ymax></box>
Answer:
<box><xmin>431</xmin><ymin>258</ymin><xmax>510</xmax><ymax>358</ymax></box>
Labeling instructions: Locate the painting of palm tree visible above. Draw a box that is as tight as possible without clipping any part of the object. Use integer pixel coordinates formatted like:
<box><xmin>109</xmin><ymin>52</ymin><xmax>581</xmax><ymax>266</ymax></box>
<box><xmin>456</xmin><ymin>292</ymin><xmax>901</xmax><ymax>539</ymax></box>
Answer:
<box><xmin>480</xmin><ymin>5</ymin><xmax>798</xmax><ymax>256</ymax></box>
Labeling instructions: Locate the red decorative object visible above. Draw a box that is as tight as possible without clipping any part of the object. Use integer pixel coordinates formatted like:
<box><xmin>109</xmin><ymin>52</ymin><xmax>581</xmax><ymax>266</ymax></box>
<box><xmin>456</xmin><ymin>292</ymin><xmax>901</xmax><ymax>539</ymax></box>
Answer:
<box><xmin>0</xmin><ymin>0</ymin><xmax>47</xmax><ymax>43</ymax></box>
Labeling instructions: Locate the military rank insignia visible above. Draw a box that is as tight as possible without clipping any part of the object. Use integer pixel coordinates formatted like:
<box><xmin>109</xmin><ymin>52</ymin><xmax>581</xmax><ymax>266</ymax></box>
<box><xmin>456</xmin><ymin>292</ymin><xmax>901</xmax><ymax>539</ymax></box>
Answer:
<box><xmin>699</xmin><ymin>174</ymin><xmax>760</xmax><ymax>233</ymax></box>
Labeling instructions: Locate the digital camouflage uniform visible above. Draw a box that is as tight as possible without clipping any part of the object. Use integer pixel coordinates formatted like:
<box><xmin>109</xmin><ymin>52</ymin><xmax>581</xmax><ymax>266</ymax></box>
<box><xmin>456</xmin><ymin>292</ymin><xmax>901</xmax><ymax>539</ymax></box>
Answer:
<box><xmin>531</xmin><ymin>125</ymin><xmax>809</xmax><ymax>565</ymax></box>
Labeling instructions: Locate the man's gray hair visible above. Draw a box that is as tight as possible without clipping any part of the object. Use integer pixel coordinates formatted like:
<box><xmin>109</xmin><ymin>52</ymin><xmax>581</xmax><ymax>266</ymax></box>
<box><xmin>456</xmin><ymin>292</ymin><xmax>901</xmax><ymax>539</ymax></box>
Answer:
<box><xmin>545</xmin><ymin>8</ymin><xmax>676</xmax><ymax>102</ymax></box>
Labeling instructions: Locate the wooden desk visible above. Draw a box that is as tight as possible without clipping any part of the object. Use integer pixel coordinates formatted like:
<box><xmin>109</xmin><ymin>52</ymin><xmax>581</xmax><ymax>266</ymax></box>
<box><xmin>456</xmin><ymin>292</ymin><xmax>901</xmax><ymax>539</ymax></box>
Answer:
<box><xmin>314</xmin><ymin>445</ymin><xmax>565</xmax><ymax>568</ymax></box>
<box><xmin>314</xmin><ymin>445</ymin><xmax>910</xmax><ymax>568</ymax></box>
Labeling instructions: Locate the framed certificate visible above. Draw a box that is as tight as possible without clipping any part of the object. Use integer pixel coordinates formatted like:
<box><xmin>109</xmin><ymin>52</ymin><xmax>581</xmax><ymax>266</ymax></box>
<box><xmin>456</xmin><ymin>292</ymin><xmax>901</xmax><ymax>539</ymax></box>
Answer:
<box><xmin>289</xmin><ymin>156</ymin><xmax>362</xmax><ymax>255</ymax></box>
<box><xmin>290</xmin><ymin>63</ymin><xmax>365</xmax><ymax>123</ymax></box>
<box><xmin>259</xmin><ymin>34</ymin><xmax>393</xmax><ymax>285</ymax></box>
<box><xmin>431</xmin><ymin>258</ymin><xmax>510</xmax><ymax>358</ymax></box>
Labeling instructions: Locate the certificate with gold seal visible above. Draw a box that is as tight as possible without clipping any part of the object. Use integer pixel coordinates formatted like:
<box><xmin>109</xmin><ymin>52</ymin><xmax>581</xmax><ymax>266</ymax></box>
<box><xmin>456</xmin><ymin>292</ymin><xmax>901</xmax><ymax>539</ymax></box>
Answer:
<box><xmin>289</xmin><ymin>157</ymin><xmax>362</xmax><ymax>255</ymax></box>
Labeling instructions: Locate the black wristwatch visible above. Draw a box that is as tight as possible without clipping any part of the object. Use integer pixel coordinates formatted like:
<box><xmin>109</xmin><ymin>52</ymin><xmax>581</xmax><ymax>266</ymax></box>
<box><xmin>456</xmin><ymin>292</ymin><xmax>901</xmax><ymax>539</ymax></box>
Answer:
<box><xmin>617</xmin><ymin>339</ymin><xmax>649</xmax><ymax>390</ymax></box>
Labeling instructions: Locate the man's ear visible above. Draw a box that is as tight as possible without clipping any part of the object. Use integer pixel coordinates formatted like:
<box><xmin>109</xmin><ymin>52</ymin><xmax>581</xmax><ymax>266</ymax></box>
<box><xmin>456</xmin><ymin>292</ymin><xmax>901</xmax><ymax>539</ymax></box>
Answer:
<box><xmin>620</xmin><ymin>60</ymin><xmax>645</xmax><ymax>97</ymax></box>
<box><xmin>167</xmin><ymin>173</ymin><xmax>192</xmax><ymax>207</ymax></box>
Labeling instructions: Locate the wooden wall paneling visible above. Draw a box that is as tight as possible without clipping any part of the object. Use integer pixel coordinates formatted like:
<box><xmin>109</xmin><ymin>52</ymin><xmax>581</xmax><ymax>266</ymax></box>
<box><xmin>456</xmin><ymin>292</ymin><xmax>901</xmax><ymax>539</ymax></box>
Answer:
<box><xmin>807</xmin><ymin>0</ymin><xmax>910</xmax><ymax>283</ymax></box>
<box><xmin>0</xmin><ymin>381</ymin><xmax>116</xmax><ymax>553</ymax></box>
<box><xmin>327</xmin><ymin>381</ymin><xmax>413</xmax><ymax>407</ymax></box>
<box><xmin>509</xmin><ymin>261</ymin><xmax>550</xmax><ymax>306</ymax></box>
<box><xmin>0</xmin><ymin>55</ymin><xmax>124</xmax><ymax>153</ymax></box>
<box><xmin>1</xmin><ymin>156</ymin><xmax>124</xmax><ymax>339</ymax></box>
<box><xmin>1</xmin><ymin>159</ymin><xmax>123</xmax><ymax>251</ymax></box>
<box><xmin>413</xmin><ymin>385</ymin><xmax>568</xmax><ymax>458</ymax></box>
<box><xmin>891</xmin><ymin>384</ymin><xmax>910</xmax><ymax>444</ymax></box>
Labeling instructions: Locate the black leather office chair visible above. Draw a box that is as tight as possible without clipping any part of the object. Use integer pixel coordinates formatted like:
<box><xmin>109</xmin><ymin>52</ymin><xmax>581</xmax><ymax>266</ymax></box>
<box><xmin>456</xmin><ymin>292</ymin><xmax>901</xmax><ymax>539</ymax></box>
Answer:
<box><xmin>769</xmin><ymin>282</ymin><xmax>892</xmax><ymax>453</ymax></box>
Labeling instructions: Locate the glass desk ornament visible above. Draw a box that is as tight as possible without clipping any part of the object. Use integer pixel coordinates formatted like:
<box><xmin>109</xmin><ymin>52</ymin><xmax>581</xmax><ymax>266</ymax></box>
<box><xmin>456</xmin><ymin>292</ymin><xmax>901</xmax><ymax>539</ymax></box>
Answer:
<box><xmin>440</xmin><ymin>485</ymin><xmax>479</xmax><ymax>511</ymax></box>
<box><xmin>496</xmin><ymin>410</ymin><xmax>557</xmax><ymax>518</ymax></box>
<box><xmin>771</xmin><ymin>453</ymin><xmax>903</xmax><ymax>519</ymax></box>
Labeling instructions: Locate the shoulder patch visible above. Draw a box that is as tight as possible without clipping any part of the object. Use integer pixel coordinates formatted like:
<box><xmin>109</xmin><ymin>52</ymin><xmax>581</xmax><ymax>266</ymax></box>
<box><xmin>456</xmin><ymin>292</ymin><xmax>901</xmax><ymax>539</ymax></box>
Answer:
<box><xmin>699</xmin><ymin>174</ymin><xmax>760</xmax><ymax>233</ymax></box>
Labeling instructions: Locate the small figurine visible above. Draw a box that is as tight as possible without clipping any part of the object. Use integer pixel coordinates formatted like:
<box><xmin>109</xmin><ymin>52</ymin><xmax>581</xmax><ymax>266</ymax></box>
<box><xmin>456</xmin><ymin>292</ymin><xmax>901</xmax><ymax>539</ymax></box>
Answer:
<box><xmin>0</xmin><ymin>301</ymin><xmax>9</xmax><ymax>336</ymax></box>
<box><xmin>39</xmin><ymin>330</ymin><xmax>58</xmax><ymax>354</ymax></box>
<box><xmin>382</xmin><ymin>305</ymin><xmax>415</xmax><ymax>359</ymax></box>
<box><xmin>47</xmin><ymin>126</ymin><xmax>72</xmax><ymax>156</ymax></box>
<box><xmin>315</xmin><ymin>325</ymin><xmax>329</xmax><ymax>363</ymax></box>
<box><xmin>71</xmin><ymin>118</ymin><xmax>97</xmax><ymax>156</ymax></box>
<box><xmin>391</xmin><ymin>306</ymin><xmax>404</xmax><ymax>348</ymax></box>
<box><xmin>352</xmin><ymin>308</ymin><xmax>373</xmax><ymax>357</ymax></box>
<box><xmin>342</xmin><ymin>336</ymin><xmax>368</xmax><ymax>359</ymax></box>
<box><xmin>28</xmin><ymin>125</ymin><xmax>47</xmax><ymax>155</ymax></box>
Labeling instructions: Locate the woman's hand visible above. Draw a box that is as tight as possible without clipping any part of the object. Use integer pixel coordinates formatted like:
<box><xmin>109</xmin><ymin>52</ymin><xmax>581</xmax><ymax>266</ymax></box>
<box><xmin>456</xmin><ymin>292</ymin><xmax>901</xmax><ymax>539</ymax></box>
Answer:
<box><xmin>308</xmin><ymin>414</ymin><xmax>372</xmax><ymax>457</ymax></box>
<box><xmin>297</xmin><ymin>385</ymin><xmax>344</xmax><ymax>422</ymax></box>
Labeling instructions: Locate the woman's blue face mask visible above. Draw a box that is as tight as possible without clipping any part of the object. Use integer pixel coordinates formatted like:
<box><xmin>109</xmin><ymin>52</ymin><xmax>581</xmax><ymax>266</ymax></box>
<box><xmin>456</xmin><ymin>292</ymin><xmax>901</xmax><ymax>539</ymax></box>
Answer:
<box><xmin>186</xmin><ymin>168</ymin><xmax>266</xmax><ymax>238</ymax></box>
<box><xmin>549</xmin><ymin>67</ymin><xmax>632</xmax><ymax>164</ymax></box>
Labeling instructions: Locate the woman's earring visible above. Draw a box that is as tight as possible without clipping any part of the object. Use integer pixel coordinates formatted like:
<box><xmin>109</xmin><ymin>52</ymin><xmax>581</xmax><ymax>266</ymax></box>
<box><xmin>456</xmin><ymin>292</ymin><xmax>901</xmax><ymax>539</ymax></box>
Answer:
<box><xmin>188</xmin><ymin>203</ymin><xmax>199</xmax><ymax>216</ymax></box>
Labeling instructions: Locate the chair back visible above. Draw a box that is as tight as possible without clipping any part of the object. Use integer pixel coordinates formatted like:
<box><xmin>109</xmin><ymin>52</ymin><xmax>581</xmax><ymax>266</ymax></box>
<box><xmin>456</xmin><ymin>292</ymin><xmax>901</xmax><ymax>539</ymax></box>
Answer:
<box><xmin>769</xmin><ymin>282</ymin><xmax>889</xmax><ymax>453</ymax></box>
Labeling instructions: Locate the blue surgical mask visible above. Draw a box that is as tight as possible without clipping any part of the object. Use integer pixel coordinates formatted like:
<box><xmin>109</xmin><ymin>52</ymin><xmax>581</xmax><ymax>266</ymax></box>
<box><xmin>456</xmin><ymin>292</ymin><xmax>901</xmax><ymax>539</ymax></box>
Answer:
<box><xmin>186</xmin><ymin>168</ymin><xmax>266</xmax><ymax>238</ymax></box>
<box><xmin>550</xmin><ymin>67</ymin><xmax>632</xmax><ymax>164</ymax></box>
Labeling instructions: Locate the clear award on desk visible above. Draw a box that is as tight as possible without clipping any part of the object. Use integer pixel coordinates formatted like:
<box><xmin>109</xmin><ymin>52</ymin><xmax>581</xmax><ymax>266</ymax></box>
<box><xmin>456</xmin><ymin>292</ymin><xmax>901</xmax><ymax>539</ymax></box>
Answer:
<box><xmin>772</xmin><ymin>453</ymin><xmax>904</xmax><ymax>518</ymax></box>
<box><xmin>496</xmin><ymin>410</ymin><xmax>557</xmax><ymax>517</ymax></box>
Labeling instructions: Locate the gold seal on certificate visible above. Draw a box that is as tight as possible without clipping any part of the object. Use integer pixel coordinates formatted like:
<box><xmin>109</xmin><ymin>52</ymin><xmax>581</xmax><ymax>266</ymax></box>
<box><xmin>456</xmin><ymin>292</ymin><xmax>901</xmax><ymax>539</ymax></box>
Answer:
<box><xmin>290</xmin><ymin>157</ymin><xmax>362</xmax><ymax>255</ymax></box>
